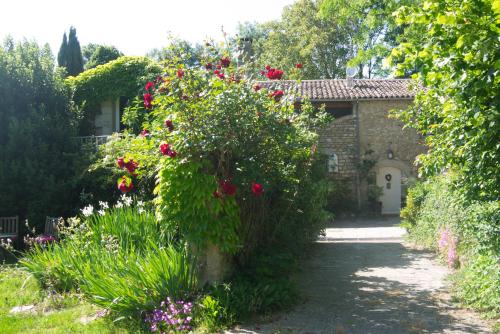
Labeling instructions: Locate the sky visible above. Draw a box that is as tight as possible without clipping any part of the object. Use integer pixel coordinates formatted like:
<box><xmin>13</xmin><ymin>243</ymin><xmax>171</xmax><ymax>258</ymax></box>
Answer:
<box><xmin>0</xmin><ymin>0</ymin><xmax>294</xmax><ymax>56</ymax></box>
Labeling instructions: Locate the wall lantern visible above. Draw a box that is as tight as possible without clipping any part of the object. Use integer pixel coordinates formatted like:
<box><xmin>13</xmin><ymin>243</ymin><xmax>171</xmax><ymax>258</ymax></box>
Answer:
<box><xmin>387</xmin><ymin>149</ymin><xmax>394</xmax><ymax>160</ymax></box>
<box><xmin>328</xmin><ymin>153</ymin><xmax>339</xmax><ymax>173</ymax></box>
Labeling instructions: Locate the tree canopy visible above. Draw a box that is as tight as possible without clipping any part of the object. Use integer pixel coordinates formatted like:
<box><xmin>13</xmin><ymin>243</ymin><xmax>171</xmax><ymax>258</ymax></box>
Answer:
<box><xmin>84</xmin><ymin>44</ymin><xmax>123</xmax><ymax>70</ymax></box>
<box><xmin>390</xmin><ymin>0</ymin><xmax>500</xmax><ymax>200</ymax></box>
<box><xmin>0</xmin><ymin>38</ymin><xmax>81</xmax><ymax>225</ymax></box>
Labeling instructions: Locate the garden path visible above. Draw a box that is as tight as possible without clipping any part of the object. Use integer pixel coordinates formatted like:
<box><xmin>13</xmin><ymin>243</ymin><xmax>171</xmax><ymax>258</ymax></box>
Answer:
<box><xmin>229</xmin><ymin>217</ymin><xmax>493</xmax><ymax>334</ymax></box>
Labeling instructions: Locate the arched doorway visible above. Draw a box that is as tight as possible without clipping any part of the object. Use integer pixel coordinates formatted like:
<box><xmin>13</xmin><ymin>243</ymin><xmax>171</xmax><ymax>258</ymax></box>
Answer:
<box><xmin>376</xmin><ymin>166</ymin><xmax>401</xmax><ymax>214</ymax></box>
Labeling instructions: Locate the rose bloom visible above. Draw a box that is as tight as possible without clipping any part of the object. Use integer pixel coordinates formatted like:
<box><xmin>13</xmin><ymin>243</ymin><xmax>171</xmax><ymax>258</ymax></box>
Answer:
<box><xmin>219</xmin><ymin>179</ymin><xmax>237</xmax><ymax>196</ymax></box>
<box><xmin>140</xmin><ymin>129</ymin><xmax>150</xmax><ymax>137</ymax></box>
<box><xmin>145</xmin><ymin>81</ymin><xmax>155</xmax><ymax>90</ymax></box>
<box><xmin>270</xmin><ymin>90</ymin><xmax>284</xmax><ymax>101</ymax></box>
<box><xmin>265</xmin><ymin>64</ymin><xmax>271</xmax><ymax>70</ymax></box>
<box><xmin>220</xmin><ymin>57</ymin><xmax>231</xmax><ymax>68</ymax></box>
<box><xmin>124</xmin><ymin>159</ymin><xmax>138</xmax><ymax>173</ymax></box>
<box><xmin>117</xmin><ymin>157</ymin><xmax>125</xmax><ymax>168</ymax></box>
<box><xmin>295</xmin><ymin>63</ymin><xmax>303</xmax><ymax>69</ymax></box>
<box><xmin>118</xmin><ymin>178</ymin><xmax>134</xmax><ymax>193</ymax></box>
<box><xmin>167</xmin><ymin>150</ymin><xmax>177</xmax><ymax>158</ymax></box>
<box><xmin>251</xmin><ymin>182</ymin><xmax>264</xmax><ymax>196</ymax></box>
<box><xmin>214</xmin><ymin>70</ymin><xmax>225</xmax><ymax>79</ymax></box>
<box><xmin>266</xmin><ymin>68</ymin><xmax>284</xmax><ymax>80</ymax></box>
<box><xmin>253</xmin><ymin>84</ymin><xmax>262</xmax><ymax>91</ymax></box>
<box><xmin>177</xmin><ymin>69</ymin><xmax>184</xmax><ymax>78</ymax></box>
<box><xmin>160</xmin><ymin>142</ymin><xmax>170</xmax><ymax>155</ymax></box>
<box><xmin>143</xmin><ymin>93</ymin><xmax>153</xmax><ymax>109</ymax></box>
<box><xmin>165</xmin><ymin>119</ymin><xmax>174</xmax><ymax>131</ymax></box>
<box><xmin>205</xmin><ymin>62</ymin><xmax>213</xmax><ymax>70</ymax></box>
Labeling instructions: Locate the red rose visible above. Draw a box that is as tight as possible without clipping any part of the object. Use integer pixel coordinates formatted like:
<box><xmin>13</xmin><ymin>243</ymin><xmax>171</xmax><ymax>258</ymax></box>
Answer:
<box><xmin>205</xmin><ymin>62</ymin><xmax>213</xmax><ymax>70</ymax></box>
<box><xmin>265</xmin><ymin>64</ymin><xmax>271</xmax><ymax>70</ymax></box>
<box><xmin>220</xmin><ymin>57</ymin><xmax>231</xmax><ymax>68</ymax></box>
<box><xmin>143</xmin><ymin>93</ymin><xmax>153</xmax><ymax>109</ymax></box>
<box><xmin>253</xmin><ymin>84</ymin><xmax>262</xmax><ymax>91</ymax></box>
<box><xmin>295</xmin><ymin>63</ymin><xmax>303</xmax><ymax>69</ymax></box>
<box><xmin>160</xmin><ymin>142</ymin><xmax>170</xmax><ymax>155</ymax></box>
<box><xmin>145</xmin><ymin>81</ymin><xmax>155</xmax><ymax>90</ymax></box>
<box><xmin>117</xmin><ymin>177</ymin><xmax>134</xmax><ymax>193</ymax></box>
<box><xmin>125</xmin><ymin>159</ymin><xmax>138</xmax><ymax>173</ymax></box>
<box><xmin>177</xmin><ymin>69</ymin><xmax>184</xmax><ymax>78</ymax></box>
<box><xmin>140</xmin><ymin>129</ymin><xmax>150</xmax><ymax>137</ymax></box>
<box><xmin>266</xmin><ymin>68</ymin><xmax>284</xmax><ymax>80</ymax></box>
<box><xmin>270</xmin><ymin>90</ymin><xmax>284</xmax><ymax>101</ymax></box>
<box><xmin>167</xmin><ymin>150</ymin><xmax>177</xmax><ymax>158</ymax></box>
<box><xmin>216</xmin><ymin>64</ymin><xmax>222</xmax><ymax>70</ymax></box>
<box><xmin>117</xmin><ymin>157</ymin><xmax>125</xmax><ymax>168</ymax></box>
<box><xmin>260</xmin><ymin>70</ymin><xmax>266</xmax><ymax>76</ymax></box>
<box><xmin>214</xmin><ymin>70</ymin><xmax>225</xmax><ymax>79</ymax></box>
<box><xmin>213</xmin><ymin>190</ymin><xmax>222</xmax><ymax>198</ymax></box>
<box><xmin>165</xmin><ymin>119</ymin><xmax>174</xmax><ymax>131</ymax></box>
<box><xmin>251</xmin><ymin>182</ymin><xmax>264</xmax><ymax>196</ymax></box>
<box><xmin>219</xmin><ymin>179</ymin><xmax>237</xmax><ymax>196</ymax></box>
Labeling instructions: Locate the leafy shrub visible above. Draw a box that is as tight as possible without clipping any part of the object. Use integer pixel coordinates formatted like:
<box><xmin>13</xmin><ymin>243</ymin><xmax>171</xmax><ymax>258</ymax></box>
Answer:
<box><xmin>402</xmin><ymin>174</ymin><xmax>500</xmax><ymax>318</ymax></box>
<box><xmin>451</xmin><ymin>252</ymin><xmax>500</xmax><ymax>318</ymax></box>
<box><xmin>97</xmin><ymin>48</ymin><xmax>330</xmax><ymax>260</ymax></box>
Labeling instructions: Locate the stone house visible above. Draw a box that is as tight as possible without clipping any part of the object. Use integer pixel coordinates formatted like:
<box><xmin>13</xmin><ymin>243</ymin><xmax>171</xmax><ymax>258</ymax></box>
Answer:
<box><xmin>262</xmin><ymin>79</ymin><xmax>425</xmax><ymax>214</ymax></box>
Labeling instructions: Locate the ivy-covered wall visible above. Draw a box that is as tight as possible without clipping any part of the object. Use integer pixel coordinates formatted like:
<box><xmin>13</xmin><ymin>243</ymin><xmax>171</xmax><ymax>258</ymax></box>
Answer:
<box><xmin>65</xmin><ymin>56</ymin><xmax>162</xmax><ymax>135</ymax></box>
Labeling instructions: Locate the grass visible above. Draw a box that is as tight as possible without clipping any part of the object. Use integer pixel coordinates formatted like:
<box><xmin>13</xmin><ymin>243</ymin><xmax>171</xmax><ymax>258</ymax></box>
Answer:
<box><xmin>0</xmin><ymin>265</ymin><xmax>141</xmax><ymax>333</ymax></box>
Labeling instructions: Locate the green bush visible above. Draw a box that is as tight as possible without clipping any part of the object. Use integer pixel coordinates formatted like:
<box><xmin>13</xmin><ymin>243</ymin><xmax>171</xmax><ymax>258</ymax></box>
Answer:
<box><xmin>402</xmin><ymin>175</ymin><xmax>500</xmax><ymax>318</ymax></box>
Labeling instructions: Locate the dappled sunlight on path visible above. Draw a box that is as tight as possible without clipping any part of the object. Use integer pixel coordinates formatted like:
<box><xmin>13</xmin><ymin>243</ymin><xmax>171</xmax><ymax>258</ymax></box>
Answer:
<box><xmin>228</xmin><ymin>217</ymin><xmax>492</xmax><ymax>334</ymax></box>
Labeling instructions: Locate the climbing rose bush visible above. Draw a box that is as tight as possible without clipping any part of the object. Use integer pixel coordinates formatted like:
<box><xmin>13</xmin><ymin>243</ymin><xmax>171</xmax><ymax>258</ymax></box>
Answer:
<box><xmin>104</xmin><ymin>47</ymin><xmax>330</xmax><ymax>254</ymax></box>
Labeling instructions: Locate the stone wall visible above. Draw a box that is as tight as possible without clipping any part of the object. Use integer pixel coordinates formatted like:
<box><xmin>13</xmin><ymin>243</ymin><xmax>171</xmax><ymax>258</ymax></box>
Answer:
<box><xmin>358</xmin><ymin>99</ymin><xmax>426</xmax><ymax>177</ymax></box>
<box><xmin>318</xmin><ymin>114</ymin><xmax>357</xmax><ymax>195</ymax></box>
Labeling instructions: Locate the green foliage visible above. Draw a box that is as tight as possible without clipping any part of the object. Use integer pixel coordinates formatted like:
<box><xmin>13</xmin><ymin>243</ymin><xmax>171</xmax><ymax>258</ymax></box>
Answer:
<box><xmin>22</xmin><ymin>204</ymin><xmax>198</xmax><ymax>318</ymax></box>
<box><xmin>147</xmin><ymin>38</ymin><xmax>203</xmax><ymax>67</ymax></box>
<box><xmin>0</xmin><ymin>38</ymin><xmax>82</xmax><ymax>226</ymax></box>
<box><xmin>66</xmin><ymin>56</ymin><xmax>162</xmax><ymax>135</ymax></box>
<box><xmin>451</xmin><ymin>252</ymin><xmax>500</xmax><ymax>318</ymax></box>
<box><xmin>320</xmin><ymin>0</ymin><xmax>419</xmax><ymax>78</ymax></box>
<box><xmin>402</xmin><ymin>175</ymin><xmax>500</xmax><ymax>317</ymax></box>
<box><xmin>58</xmin><ymin>27</ymin><xmax>84</xmax><ymax>76</ymax></box>
<box><xmin>248</xmin><ymin>0</ymin><xmax>351</xmax><ymax>79</ymax></box>
<box><xmin>390</xmin><ymin>0</ymin><xmax>500</xmax><ymax>201</ymax></box>
<box><xmin>84</xmin><ymin>44</ymin><xmax>123</xmax><ymax>70</ymax></box>
<box><xmin>67</xmin><ymin>56</ymin><xmax>162</xmax><ymax>108</ymax></box>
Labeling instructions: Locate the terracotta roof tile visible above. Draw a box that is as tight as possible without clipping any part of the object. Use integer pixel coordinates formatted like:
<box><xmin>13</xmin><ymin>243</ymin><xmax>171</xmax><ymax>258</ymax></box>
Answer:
<box><xmin>259</xmin><ymin>79</ymin><xmax>416</xmax><ymax>101</ymax></box>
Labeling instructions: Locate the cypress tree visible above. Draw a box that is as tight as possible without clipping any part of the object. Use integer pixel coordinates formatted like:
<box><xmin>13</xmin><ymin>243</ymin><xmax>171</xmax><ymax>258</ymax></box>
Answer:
<box><xmin>66</xmin><ymin>27</ymin><xmax>84</xmax><ymax>76</ymax></box>
<box><xmin>57</xmin><ymin>27</ymin><xmax>84</xmax><ymax>76</ymax></box>
<box><xmin>57</xmin><ymin>33</ymin><xmax>68</xmax><ymax>67</ymax></box>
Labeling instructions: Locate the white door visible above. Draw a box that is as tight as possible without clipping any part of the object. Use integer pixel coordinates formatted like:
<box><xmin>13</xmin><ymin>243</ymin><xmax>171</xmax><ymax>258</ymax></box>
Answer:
<box><xmin>376</xmin><ymin>167</ymin><xmax>401</xmax><ymax>214</ymax></box>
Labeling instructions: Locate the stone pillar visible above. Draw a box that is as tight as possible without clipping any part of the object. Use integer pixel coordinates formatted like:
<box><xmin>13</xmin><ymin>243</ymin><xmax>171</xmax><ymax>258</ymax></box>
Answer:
<box><xmin>196</xmin><ymin>242</ymin><xmax>230</xmax><ymax>285</ymax></box>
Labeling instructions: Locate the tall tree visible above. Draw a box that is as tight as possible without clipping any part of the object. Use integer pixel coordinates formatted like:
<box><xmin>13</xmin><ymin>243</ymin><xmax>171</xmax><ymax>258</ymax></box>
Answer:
<box><xmin>248</xmin><ymin>0</ymin><xmax>351</xmax><ymax>79</ymax></box>
<box><xmin>58</xmin><ymin>27</ymin><xmax>84</xmax><ymax>76</ymax></box>
<box><xmin>57</xmin><ymin>32</ymin><xmax>67</xmax><ymax>68</ymax></box>
<box><xmin>390</xmin><ymin>0</ymin><xmax>500</xmax><ymax>200</ymax></box>
<box><xmin>319</xmin><ymin>0</ymin><xmax>419</xmax><ymax>78</ymax></box>
<box><xmin>84</xmin><ymin>45</ymin><xmax>123</xmax><ymax>69</ymax></box>
<box><xmin>0</xmin><ymin>38</ymin><xmax>82</xmax><ymax>227</ymax></box>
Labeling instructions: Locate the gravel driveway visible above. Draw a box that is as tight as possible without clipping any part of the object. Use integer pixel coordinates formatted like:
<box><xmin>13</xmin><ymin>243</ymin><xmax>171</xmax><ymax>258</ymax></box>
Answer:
<box><xmin>228</xmin><ymin>217</ymin><xmax>493</xmax><ymax>334</ymax></box>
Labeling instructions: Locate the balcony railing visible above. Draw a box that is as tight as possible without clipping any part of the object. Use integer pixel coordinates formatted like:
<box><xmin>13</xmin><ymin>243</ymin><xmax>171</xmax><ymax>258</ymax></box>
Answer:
<box><xmin>75</xmin><ymin>135</ymin><xmax>111</xmax><ymax>149</ymax></box>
